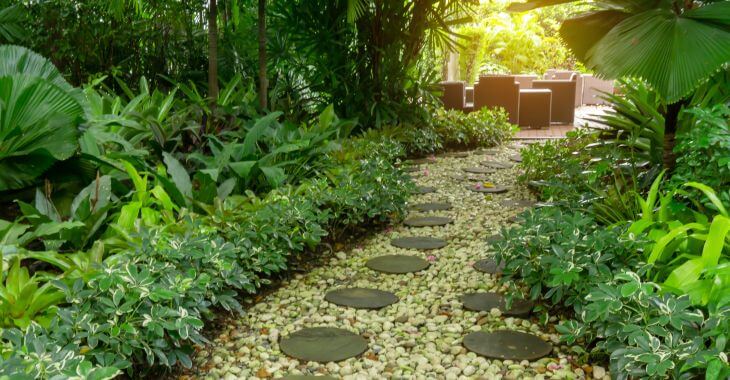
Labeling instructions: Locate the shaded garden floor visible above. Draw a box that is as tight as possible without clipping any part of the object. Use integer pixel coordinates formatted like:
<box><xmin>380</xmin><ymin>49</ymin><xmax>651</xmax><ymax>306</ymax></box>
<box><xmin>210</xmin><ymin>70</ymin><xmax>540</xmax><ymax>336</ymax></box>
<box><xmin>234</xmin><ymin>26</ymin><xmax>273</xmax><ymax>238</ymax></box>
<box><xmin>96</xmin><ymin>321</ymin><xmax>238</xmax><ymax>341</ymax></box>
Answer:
<box><xmin>183</xmin><ymin>144</ymin><xmax>609</xmax><ymax>380</ymax></box>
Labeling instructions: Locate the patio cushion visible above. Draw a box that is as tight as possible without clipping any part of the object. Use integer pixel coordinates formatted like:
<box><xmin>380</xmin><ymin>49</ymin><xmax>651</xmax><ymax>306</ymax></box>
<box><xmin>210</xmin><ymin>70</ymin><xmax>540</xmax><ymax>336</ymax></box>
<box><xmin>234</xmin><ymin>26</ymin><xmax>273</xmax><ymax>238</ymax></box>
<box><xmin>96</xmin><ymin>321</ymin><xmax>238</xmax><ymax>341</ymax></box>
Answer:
<box><xmin>513</xmin><ymin>75</ymin><xmax>539</xmax><ymax>90</ymax></box>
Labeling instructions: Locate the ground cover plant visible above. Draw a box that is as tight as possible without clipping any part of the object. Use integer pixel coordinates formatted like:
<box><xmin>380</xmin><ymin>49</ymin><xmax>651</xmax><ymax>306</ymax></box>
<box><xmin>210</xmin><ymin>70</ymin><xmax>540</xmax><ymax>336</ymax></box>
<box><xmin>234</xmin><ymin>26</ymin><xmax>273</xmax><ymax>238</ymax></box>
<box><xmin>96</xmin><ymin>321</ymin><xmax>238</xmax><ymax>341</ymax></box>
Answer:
<box><xmin>497</xmin><ymin>61</ymin><xmax>730</xmax><ymax>378</ymax></box>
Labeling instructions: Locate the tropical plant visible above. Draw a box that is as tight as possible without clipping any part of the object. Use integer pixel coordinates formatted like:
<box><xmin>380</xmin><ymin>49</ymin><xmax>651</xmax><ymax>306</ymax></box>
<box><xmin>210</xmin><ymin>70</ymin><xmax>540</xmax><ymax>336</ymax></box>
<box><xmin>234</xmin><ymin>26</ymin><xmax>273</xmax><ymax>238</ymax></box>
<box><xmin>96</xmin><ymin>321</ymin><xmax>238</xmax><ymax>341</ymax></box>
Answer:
<box><xmin>628</xmin><ymin>173</ymin><xmax>730</xmax><ymax>309</ymax></box>
<box><xmin>83</xmin><ymin>76</ymin><xmax>193</xmax><ymax>157</ymax></box>
<box><xmin>493</xmin><ymin>207</ymin><xmax>644</xmax><ymax>312</ymax></box>
<box><xmin>0</xmin><ymin>323</ymin><xmax>121</xmax><ymax>379</ymax></box>
<box><xmin>0</xmin><ymin>257</ymin><xmax>65</xmax><ymax>329</ymax></box>
<box><xmin>189</xmin><ymin>106</ymin><xmax>353</xmax><ymax>193</ymax></box>
<box><xmin>458</xmin><ymin>7</ymin><xmax>574</xmax><ymax>79</ymax></box>
<box><xmin>0</xmin><ymin>5</ymin><xmax>25</xmax><ymax>43</ymax></box>
<box><xmin>587</xmin><ymin>79</ymin><xmax>665</xmax><ymax>168</ymax></box>
<box><xmin>672</xmin><ymin>104</ymin><xmax>730</xmax><ymax>189</ymax></box>
<box><xmin>430</xmin><ymin>107</ymin><xmax>514</xmax><ymax>149</ymax></box>
<box><xmin>14</xmin><ymin>177</ymin><xmax>115</xmax><ymax>251</ymax></box>
<box><xmin>0</xmin><ymin>45</ymin><xmax>85</xmax><ymax>190</ymax></box>
<box><xmin>271</xmin><ymin>0</ymin><xmax>476</xmax><ymax>127</ymax></box>
<box><xmin>559</xmin><ymin>271</ymin><xmax>729</xmax><ymax>380</ymax></box>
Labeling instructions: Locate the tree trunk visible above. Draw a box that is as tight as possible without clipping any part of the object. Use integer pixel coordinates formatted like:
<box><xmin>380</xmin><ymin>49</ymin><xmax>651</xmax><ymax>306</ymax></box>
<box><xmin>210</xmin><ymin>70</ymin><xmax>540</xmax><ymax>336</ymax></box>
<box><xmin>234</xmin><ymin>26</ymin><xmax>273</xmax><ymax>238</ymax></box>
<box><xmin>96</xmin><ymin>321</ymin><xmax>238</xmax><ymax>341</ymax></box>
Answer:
<box><xmin>208</xmin><ymin>0</ymin><xmax>219</xmax><ymax>105</ymax></box>
<box><xmin>662</xmin><ymin>101</ymin><xmax>683</xmax><ymax>171</ymax></box>
<box><xmin>258</xmin><ymin>0</ymin><xmax>268</xmax><ymax>110</ymax></box>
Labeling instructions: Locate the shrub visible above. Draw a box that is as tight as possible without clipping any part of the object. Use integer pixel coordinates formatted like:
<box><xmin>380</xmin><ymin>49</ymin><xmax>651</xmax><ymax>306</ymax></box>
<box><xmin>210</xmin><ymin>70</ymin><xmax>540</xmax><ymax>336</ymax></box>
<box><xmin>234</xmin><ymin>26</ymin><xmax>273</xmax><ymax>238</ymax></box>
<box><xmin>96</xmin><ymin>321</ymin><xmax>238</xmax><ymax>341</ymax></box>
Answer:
<box><xmin>518</xmin><ymin>129</ymin><xmax>601</xmax><ymax>200</ymax></box>
<box><xmin>672</xmin><ymin>104</ymin><xmax>730</xmax><ymax>190</ymax></box>
<box><xmin>0</xmin><ymin>323</ymin><xmax>120</xmax><ymax>380</ymax></box>
<box><xmin>400</xmin><ymin>123</ymin><xmax>443</xmax><ymax>156</ymax></box>
<box><xmin>430</xmin><ymin>107</ymin><xmax>515</xmax><ymax>149</ymax></box>
<box><xmin>51</xmin><ymin>228</ymin><xmax>249</xmax><ymax>371</ymax></box>
<box><xmin>559</xmin><ymin>272</ymin><xmax>729</xmax><ymax>380</ymax></box>
<box><xmin>493</xmin><ymin>207</ymin><xmax>644</xmax><ymax>311</ymax></box>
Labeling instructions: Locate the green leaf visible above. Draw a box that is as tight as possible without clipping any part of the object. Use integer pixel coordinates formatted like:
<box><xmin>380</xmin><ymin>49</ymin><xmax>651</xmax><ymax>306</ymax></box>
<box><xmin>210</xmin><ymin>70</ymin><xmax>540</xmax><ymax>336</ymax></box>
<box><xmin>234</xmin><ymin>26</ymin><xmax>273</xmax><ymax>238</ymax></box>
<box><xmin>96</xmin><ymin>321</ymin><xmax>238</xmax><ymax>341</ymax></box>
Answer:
<box><xmin>647</xmin><ymin>222</ymin><xmax>705</xmax><ymax>264</ymax></box>
<box><xmin>559</xmin><ymin>10</ymin><xmax>629</xmax><ymax>62</ymax></box>
<box><xmin>260</xmin><ymin>166</ymin><xmax>286</xmax><ymax>188</ymax></box>
<box><xmin>683</xmin><ymin>182</ymin><xmax>728</xmax><ymax>217</ymax></box>
<box><xmin>242</xmin><ymin>112</ymin><xmax>281</xmax><ymax>157</ymax></box>
<box><xmin>701</xmin><ymin>216</ymin><xmax>730</xmax><ymax>267</ymax></box>
<box><xmin>586</xmin><ymin>8</ymin><xmax>730</xmax><ymax>102</ymax></box>
<box><xmin>162</xmin><ymin>152</ymin><xmax>192</xmax><ymax>199</ymax></box>
<box><xmin>116</xmin><ymin>201</ymin><xmax>141</xmax><ymax>231</ymax></box>
<box><xmin>229</xmin><ymin>161</ymin><xmax>257</xmax><ymax>178</ymax></box>
<box><xmin>0</xmin><ymin>74</ymin><xmax>83</xmax><ymax>190</ymax></box>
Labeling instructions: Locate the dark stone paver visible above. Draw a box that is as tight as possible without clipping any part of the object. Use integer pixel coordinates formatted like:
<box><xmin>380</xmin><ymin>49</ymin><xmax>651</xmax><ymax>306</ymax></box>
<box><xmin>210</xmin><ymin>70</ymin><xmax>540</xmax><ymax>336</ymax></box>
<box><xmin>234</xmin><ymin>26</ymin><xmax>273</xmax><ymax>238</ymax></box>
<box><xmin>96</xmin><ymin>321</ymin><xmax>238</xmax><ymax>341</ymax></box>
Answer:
<box><xmin>404</xmin><ymin>216</ymin><xmax>453</xmax><ymax>227</ymax></box>
<box><xmin>280</xmin><ymin>327</ymin><xmax>368</xmax><ymax>363</ymax></box>
<box><xmin>461</xmin><ymin>292</ymin><xmax>533</xmax><ymax>317</ymax></box>
<box><xmin>463</xmin><ymin>330</ymin><xmax>552</xmax><ymax>361</ymax></box>
<box><xmin>468</xmin><ymin>185</ymin><xmax>509</xmax><ymax>194</ymax></box>
<box><xmin>473</xmin><ymin>258</ymin><xmax>505</xmax><ymax>275</ymax></box>
<box><xmin>410</xmin><ymin>202</ymin><xmax>452</xmax><ymax>212</ymax></box>
<box><xmin>325</xmin><ymin>288</ymin><xmax>398</xmax><ymax>309</ymax></box>
<box><xmin>391</xmin><ymin>236</ymin><xmax>447</xmax><ymax>250</ymax></box>
<box><xmin>412</xmin><ymin>186</ymin><xmax>437</xmax><ymax>194</ymax></box>
<box><xmin>366</xmin><ymin>255</ymin><xmax>430</xmax><ymax>274</ymax></box>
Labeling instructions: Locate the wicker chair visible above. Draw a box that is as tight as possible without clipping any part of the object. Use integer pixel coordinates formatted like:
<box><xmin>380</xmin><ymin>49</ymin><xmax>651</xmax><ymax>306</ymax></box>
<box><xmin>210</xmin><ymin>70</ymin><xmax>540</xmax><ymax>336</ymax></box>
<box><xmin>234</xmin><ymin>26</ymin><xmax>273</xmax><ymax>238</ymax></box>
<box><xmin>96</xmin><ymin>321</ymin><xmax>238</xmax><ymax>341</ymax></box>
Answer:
<box><xmin>473</xmin><ymin>75</ymin><xmax>520</xmax><ymax>124</ymax></box>
<box><xmin>532</xmin><ymin>75</ymin><xmax>577</xmax><ymax>124</ymax></box>
<box><xmin>440</xmin><ymin>81</ymin><xmax>466</xmax><ymax>110</ymax></box>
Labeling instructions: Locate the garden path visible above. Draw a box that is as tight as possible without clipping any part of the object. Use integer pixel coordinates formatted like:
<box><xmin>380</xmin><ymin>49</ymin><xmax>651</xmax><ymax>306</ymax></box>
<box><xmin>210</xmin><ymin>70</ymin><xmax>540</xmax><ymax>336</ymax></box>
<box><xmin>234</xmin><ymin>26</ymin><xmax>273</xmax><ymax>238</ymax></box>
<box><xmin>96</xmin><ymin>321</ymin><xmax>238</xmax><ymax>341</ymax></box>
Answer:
<box><xmin>185</xmin><ymin>144</ymin><xmax>608</xmax><ymax>380</ymax></box>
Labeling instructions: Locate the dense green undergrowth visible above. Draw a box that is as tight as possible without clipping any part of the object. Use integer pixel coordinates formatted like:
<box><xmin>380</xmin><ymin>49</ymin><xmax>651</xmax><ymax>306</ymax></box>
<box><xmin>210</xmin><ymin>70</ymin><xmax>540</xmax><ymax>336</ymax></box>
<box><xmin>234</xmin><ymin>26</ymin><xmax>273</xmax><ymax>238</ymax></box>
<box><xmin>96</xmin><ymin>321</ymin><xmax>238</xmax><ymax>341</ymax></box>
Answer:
<box><xmin>498</xmin><ymin>75</ymin><xmax>730</xmax><ymax>379</ymax></box>
<box><xmin>0</xmin><ymin>45</ymin><xmax>512</xmax><ymax>378</ymax></box>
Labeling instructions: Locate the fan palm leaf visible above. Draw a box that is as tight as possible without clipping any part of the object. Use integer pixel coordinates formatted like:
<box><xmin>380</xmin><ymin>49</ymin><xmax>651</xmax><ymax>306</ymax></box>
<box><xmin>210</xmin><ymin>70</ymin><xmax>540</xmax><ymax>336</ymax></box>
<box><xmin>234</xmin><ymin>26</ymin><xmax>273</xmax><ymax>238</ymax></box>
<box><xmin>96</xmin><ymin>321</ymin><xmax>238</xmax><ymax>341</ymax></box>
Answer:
<box><xmin>508</xmin><ymin>1</ymin><xmax>730</xmax><ymax>102</ymax></box>
<box><xmin>0</xmin><ymin>45</ymin><xmax>84</xmax><ymax>191</ymax></box>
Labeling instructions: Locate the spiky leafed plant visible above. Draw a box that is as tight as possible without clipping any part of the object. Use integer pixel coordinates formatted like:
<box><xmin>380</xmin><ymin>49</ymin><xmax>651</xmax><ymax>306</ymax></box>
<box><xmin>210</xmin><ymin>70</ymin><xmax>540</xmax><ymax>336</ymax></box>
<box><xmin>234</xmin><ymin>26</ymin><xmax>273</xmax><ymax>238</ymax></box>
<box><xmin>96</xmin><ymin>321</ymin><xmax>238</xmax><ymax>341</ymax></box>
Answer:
<box><xmin>508</xmin><ymin>0</ymin><xmax>730</xmax><ymax>169</ymax></box>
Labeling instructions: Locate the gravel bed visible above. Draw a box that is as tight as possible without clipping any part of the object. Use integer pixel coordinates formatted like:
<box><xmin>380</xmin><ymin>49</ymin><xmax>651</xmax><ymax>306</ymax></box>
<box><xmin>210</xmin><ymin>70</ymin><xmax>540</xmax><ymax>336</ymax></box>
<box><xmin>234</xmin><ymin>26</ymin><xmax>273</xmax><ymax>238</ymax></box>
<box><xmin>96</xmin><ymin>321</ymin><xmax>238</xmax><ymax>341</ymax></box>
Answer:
<box><xmin>183</xmin><ymin>144</ymin><xmax>609</xmax><ymax>380</ymax></box>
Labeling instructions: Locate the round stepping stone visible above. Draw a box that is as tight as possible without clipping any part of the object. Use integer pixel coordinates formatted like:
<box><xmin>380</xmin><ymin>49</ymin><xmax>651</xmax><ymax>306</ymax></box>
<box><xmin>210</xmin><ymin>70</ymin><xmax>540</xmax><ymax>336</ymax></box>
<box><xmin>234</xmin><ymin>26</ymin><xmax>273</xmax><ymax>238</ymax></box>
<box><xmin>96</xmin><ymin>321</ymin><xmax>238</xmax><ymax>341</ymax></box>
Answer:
<box><xmin>390</xmin><ymin>236</ymin><xmax>447</xmax><ymax>250</ymax></box>
<box><xmin>366</xmin><ymin>255</ymin><xmax>430</xmax><ymax>274</ymax></box>
<box><xmin>403</xmin><ymin>166</ymin><xmax>421</xmax><ymax>173</ymax></box>
<box><xmin>507</xmin><ymin>215</ymin><xmax>524</xmax><ymax>224</ymax></box>
<box><xmin>324</xmin><ymin>288</ymin><xmax>398</xmax><ymax>309</ymax></box>
<box><xmin>442</xmin><ymin>151</ymin><xmax>469</xmax><ymax>158</ymax></box>
<box><xmin>500</xmin><ymin>199</ymin><xmax>535</xmax><ymax>208</ymax></box>
<box><xmin>463</xmin><ymin>330</ymin><xmax>552</xmax><ymax>361</ymax></box>
<box><xmin>477</xmin><ymin>149</ymin><xmax>500</xmax><ymax>155</ymax></box>
<box><xmin>410</xmin><ymin>202</ymin><xmax>452</xmax><ymax>212</ymax></box>
<box><xmin>481</xmin><ymin>161</ymin><xmax>514</xmax><ymax>169</ymax></box>
<box><xmin>279</xmin><ymin>376</ymin><xmax>338</xmax><ymax>380</ymax></box>
<box><xmin>404</xmin><ymin>216</ymin><xmax>453</xmax><ymax>227</ymax></box>
<box><xmin>280</xmin><ymin>327</ymin><xmax>368</xmax><ymax>363</ymax></box>
<box><xmin>474</xmin><ymin>258</ymin><xmax>505</xmax><ymax>274</ymax></box>
<box><xmin>412</xmin><ymin>186</ymin><xmax>436</xmax><ymax>194</ymax></box>
<box><xmin>461</xmin><ymin>292</ymin><xmax>533</xmax><ymax>317</ymax></box>
<box><xmin>468</xmin><ymin>184</ymin><xmax>509</xmax><ymax>194</ymax></box>
<box><xmin>462</xmin><ymin>167</ymin><xmax>495</xmax><ymax>175</ymax></box>
<box><xmin>510</xmin><ymin>154</ymin><xmax>523</xmax><ymax>163</ymax></box>
<box><xmin>450</xmin><ymin>174</ymin><xmax>483</xmax><ymax>182</ymax></box>
<box><xmin>405</xmin><ymin>158</ymin><xmax>433</xmax><ymax>165</ymax></box>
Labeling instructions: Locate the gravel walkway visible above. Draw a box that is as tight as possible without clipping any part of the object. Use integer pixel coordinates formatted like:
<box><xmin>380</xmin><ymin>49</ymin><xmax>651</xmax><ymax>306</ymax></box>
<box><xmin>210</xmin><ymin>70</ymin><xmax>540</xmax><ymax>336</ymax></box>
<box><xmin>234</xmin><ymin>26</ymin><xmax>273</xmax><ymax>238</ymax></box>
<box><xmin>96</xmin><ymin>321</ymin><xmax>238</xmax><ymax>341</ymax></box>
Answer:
<box><xmin>185</xmin><ymin>144</ymin><xmax>609</xmax><ymax>380</ymax></box>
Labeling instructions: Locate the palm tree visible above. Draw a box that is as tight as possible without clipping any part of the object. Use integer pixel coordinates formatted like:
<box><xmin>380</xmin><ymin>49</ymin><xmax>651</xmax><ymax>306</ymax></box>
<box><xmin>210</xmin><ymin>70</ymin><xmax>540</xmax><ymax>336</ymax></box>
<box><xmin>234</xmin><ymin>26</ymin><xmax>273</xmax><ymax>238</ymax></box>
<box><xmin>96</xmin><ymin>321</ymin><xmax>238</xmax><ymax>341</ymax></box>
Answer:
<box><xmin>509</xmin><ymin>0</ymin><xmax>730</xmax><ymax>168</ymax></box>
<box><xmin>258</xmin><ymin>0</ymin><xmax>267</xmax><ymax>110</ymax></box>
<box><xmin>208</xmin><ymin>0</ymin><xmax>219</xmax><ymax>104</ymax></box>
